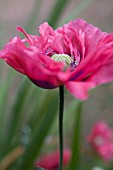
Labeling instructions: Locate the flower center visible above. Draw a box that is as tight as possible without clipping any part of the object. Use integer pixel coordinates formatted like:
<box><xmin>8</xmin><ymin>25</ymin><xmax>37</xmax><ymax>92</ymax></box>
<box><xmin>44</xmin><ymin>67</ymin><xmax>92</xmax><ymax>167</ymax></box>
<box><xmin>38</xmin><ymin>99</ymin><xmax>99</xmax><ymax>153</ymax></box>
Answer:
<box><xmin>94</xmin><ymin>136</ymin><xmax>104</xmax><ymax>146</ymax></box>
<box><xmin>51</xmin><ymin>54</ymin><xmax>72</xmax><ymax>70</ymax></box>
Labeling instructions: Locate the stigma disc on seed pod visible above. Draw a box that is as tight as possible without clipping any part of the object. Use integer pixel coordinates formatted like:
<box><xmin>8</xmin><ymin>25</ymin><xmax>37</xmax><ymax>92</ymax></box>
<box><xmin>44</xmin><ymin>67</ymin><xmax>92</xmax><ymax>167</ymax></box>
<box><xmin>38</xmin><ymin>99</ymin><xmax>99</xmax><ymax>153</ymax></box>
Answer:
<box><xmin>51</xmin><ymin>54</ymin><xmax>72</xmax><ymax>70</ymax></box>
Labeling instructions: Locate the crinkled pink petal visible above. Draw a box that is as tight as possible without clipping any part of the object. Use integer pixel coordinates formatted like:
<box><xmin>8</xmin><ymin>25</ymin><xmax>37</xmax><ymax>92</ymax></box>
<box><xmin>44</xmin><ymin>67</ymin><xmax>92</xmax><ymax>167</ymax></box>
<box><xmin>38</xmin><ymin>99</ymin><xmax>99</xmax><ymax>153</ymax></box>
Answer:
<box><xmin>87</xmin><ymin>122</ymin><xmax>113</xmax><ymax>161</ymax></box>
<box><xmin>105</xmin><ymin>144</ymin><xmax>113</xmax><ymax>161</ymax></box>
<box><xmin>36</xmin><ymin>149</ymin><xmax>71</xmax><ymax>169</ymax></box>
<box><xmin>69</xmin><ymin>44</ymin><xmax>113</xmax><ymax>85</ymax></box>
<box><xmin>88</xmin><ymin>35</ymin><xmax>113</xmax><ymax>85</ymax></box>
<box><xmin>64</xmin><ymin>19</ymin><xmax>107</xmax><ymax>55</ymax></box>
<box><xmin>0</xmin><ymin>51</ymin><xmax>25</xmax><ymax>74</ymax></box>
<box><xmin>0</xmin><ymin>36</ymin><xmax>65</xmax><ymax>89</ymax></box>
<box><xmin>88</xmin><ymin>122</ymin><xmax>113</xmax><ymax>144</ymax></box>
<box><xmin>65</xmin><ymin>81</ymin><xmax>95</xmax><ymax>100</ymax></box>
<box><xmin>39</xmin><ymin>22</ymin><xmax>55</xmax><ymax>38</ymax></box>
<box><xmin>98</xmin><ymin>33</ymin><xmax>113</xmax><ymax>47</ymax></box>
<box><xmin>38</xmin><ymin>22</ymin><xmax>56</xmax><ymax>49</ymax></box>
<box><xmin>17</xmin><ymin>27</ymin><xmax>35</xmax><ymax>46</ymax></box>
<box><xmin>20</xmin><ymin>47</ymin><xmax>64</xmax><ymax>88</ymax></box>
<box><xmin>0</xmin><ymin>36</ymin><xmax>28</xmax><ymax>74</ymax></box>
<box><xmin>98</xmin><ymin>143</ymin><xmax>113</xmax><ymax>161</ymax></box>
<box><xmin>54</xmin><ymin>25</ymin><xmax>83</xmax><ymax>57</ymax></box>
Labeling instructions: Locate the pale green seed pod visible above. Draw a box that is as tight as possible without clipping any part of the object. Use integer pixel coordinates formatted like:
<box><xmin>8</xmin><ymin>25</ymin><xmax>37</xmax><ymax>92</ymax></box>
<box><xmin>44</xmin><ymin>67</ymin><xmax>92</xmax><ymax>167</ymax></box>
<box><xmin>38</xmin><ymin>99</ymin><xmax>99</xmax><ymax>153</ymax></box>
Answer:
<box><xmin>51</xmin><ymin>54</ymin><xmax>72</xmax><ymax>70</ymax></box>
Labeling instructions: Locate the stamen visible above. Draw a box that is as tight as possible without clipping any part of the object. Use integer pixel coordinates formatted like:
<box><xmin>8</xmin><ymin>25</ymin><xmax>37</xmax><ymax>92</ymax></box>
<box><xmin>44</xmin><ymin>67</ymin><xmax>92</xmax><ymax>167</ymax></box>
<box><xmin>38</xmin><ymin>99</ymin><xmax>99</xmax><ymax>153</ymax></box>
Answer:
<box><xmin>70</xmin><ymin>56</ymin><xmax>79</xmax><ymax>71</ymax></box>
<box><xmin>94</xmin><ymin>136</ymin><xmax>104</xmax><ymax>146</ymax></box>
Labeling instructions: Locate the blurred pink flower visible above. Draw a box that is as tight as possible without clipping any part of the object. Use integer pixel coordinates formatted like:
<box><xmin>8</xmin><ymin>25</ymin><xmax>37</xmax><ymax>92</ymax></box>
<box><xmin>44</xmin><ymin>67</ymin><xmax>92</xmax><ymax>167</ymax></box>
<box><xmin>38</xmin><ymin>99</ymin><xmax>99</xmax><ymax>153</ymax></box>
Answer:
<box><xmin>36</xmin><ymin>149</ymin><xmax>71</xmax><ymax>170</ymax></box>
<box><xmin>87</xmin><ymin>121</ymin><xmax>113</xmax><ymax>161</ymax></box>
<box><xmin>1</xmin><ymin>19</ymin><xmax>113</xmax><ymax>100</ymax></box>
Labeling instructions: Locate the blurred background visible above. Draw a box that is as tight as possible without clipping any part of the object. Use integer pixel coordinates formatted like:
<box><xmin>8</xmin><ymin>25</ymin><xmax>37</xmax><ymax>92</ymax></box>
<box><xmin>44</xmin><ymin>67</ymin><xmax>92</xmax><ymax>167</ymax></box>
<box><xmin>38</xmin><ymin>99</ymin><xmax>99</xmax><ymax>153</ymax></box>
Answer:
<box><xmin>0</xmin><ymin>0</ymin><xmax>113</xmax><ymax>170</ymax></box>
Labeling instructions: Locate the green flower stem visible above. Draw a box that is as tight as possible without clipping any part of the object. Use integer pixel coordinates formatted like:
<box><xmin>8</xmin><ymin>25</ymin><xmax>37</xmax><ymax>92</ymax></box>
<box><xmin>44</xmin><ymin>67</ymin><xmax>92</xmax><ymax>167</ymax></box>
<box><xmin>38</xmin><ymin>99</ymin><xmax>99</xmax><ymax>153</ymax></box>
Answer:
<box><xmin>59</xmin><ymin>85</ymin><xmax>64</xmax><ymax>170</ymax></box>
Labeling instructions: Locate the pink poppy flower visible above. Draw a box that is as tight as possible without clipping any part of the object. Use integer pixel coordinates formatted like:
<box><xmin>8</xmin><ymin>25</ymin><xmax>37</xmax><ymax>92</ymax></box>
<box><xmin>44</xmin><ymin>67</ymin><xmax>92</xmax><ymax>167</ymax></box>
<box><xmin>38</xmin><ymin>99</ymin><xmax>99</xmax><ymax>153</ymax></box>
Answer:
<box><xmin>87</xmin><ymin>121</ymin><xmax>113</xmax><ymax>161</ymax></box>
<box><xmin>36</xmin><ymin>149</ymin><xmax>71</xmax><ymax>170</ymax></box>
<box><xmin>0</xmin><ymin>19</ymin><xmax>113</xmax><ymax>100</ymax></box>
